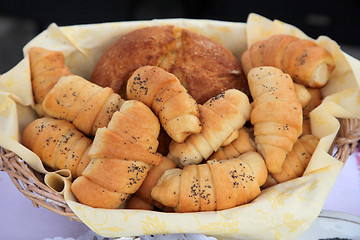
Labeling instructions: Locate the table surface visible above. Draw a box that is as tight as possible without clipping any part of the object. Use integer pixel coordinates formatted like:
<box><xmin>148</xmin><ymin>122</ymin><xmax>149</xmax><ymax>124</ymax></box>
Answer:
<box><xmin>1</xmin><ymin>147</ymin><xmax>360</xmax><ymax>240</ymax></box>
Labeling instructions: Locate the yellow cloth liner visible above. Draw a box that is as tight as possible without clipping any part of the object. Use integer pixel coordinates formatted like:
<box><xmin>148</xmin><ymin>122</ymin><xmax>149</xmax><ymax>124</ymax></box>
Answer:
<box><xmin>1</xmin><ymin>13</ymin><xmax>360</xmax><ymax>240</ymax></box>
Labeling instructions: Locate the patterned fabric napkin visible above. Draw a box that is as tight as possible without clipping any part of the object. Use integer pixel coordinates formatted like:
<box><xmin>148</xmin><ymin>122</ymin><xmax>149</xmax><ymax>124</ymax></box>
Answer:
<box><xmin>1</xmin><ymin>14</ymin><xmax>360</xmax><ymax>240</ymax></box>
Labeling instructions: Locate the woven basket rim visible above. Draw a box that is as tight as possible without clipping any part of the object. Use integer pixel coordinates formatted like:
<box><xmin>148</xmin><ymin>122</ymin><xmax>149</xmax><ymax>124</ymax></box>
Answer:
<box><xmin>0</xmin><ymin>147</ymin><xmax>81</xmax><ymax>222</ymax></box>
<box><xmin>1</xmin><ymin>118</ymin><xmax>360</xmax><ymax>223</ymax></box>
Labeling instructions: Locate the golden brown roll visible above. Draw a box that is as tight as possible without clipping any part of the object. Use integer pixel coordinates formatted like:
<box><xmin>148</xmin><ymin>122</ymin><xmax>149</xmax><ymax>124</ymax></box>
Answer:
<box><xmin>263</xmin><ymin>134</ymin><xmax>319</xmax><ymax>188</ymax></box>
<box><xmin>294</xmin><ymin>83</ymin><xmax>312</xmax><ymax>108</ymax></box>
<box><xmin>167</xmin><ymin>89</ymin><xmax>251</xmax><ymax>167</ymax></box>
<box><xmin>126</xmin><ymin>155</ymin><xmax>177</xmax><ymax>210</ymax></box>
<box><xmin>241</xmin><ymin>34</ymin><xmax>335</xmax><ymax>88</ymax></box>
<box><xmin>71</xmin><ymin>100</ymin><xmax>163</xmax><ymax>209</ymax></box>
<box><xmin>90</xmin><ymin>25</ymin><xmax>249</xmax><ymax>104</ymax></box>
<box><xmin>302</xmin><ymin>88</ymin><xmax>323</xmax><ymax>136</ymax></box>
<box><xmin>29</xmin><ymin>46</ymin><xmax>123</xmax><ymax>137</ymax></box>
<box><xmin>21</xmin><ymin>117</ymin><xmax>92</xmax><ymax>178</ymax></box>
<box><xmin>209</xmin><ymin>127</ymin><xmax>256</xmax><ymax>160</ymax></box>
<box><xmin>126</xmin><ymin>66</ymin><xmax>201</xmax><ymax>143</ymax></box>
<box><xmin>28</xmin><ymin>47</ymin><xmax>71</xmax><ymax>114</ymax></box>
<box><xmin>248</xmin><ymin>67</ymin><xmax>303</xmax><ymax>174</ymax></box>
<box><xmin>23</xmin><ymin>100</ymin><xmax>163</xmax><ymax>209</ymax></box>
<box><xmin>42</xmin><ymin>75</ymin><xmax>124</xmax><ymax>136</ymax></box>
<box><xmin>151</xmin><ymin>151</ymin><xmax>267</xmax><ymax>212</ymax></box>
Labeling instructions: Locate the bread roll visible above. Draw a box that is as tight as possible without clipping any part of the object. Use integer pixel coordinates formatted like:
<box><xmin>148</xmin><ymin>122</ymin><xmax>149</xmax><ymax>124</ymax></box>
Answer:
<box><xmin>241</xmin><ymin>34</ymin><xmax>335</xmax><ymax>88</ymax></box>
<box><xmin>248</xmin><ymin>67</ymin><xmax>303</xmax><ymax>173</ymax></box>
<box><xmin>28</xmin><ymin>47</ymin><xmax>71</xmax><ymax>114</ymax></box>
<box><xmin>71</xmin><ymin>100</ymin><xmax>162</xmax><ymax>209</ymax></box>
<box><xmin>23</xmin><ymin>99</ymin><xmax>162</xmax><ymax>209</ymax></box>
<box><xmin>70</xmin><ymin>177</ymin><xmax>130</xmax><ymax>209</ymax></box>
<box><xmin>302</xmin><ymin>88</ymin><xmax>323</xmax><ymax>136</ymax></box>
<box><xmin>126</xmin><ymin>155</ymin><xmax>176</xmax><ymax>210</ymax></box>
<box><xmin>263</xmin><ymin>134</ymin><xmax>319</xmax><ymax>188</ymax></box>
<box><xmin>209</xmin><ymin>128</ymin><xmax>256</xmax><ymax>160</ymax></box>
<box><xmin>22</xmin><ymin>117</ymin><xmax>92</xmax><ymax>178</ymax></box>
<box><xmin>151</xmin><ymin>151</ymin><xmax>267</xmax><ymax>212</ymax></box>
<box><xmin>42</xmin><ymin>75</ymin><xmax>124</xmax><ymax>136</ymax></box>
<box><xmin>294</xmin><ymin>83</ymin><xmax>311</xmax><ymax>108</ymax></box>
<box><xmin>127</xmin><ymin>66</ymin><xmax>201</xmax><ymax>143</ymax></box>
<box><xmin>125</xmin><ymin>195</ymin><xmax>154</xmax><ymax>210</ymax></box>
<box><xmin>168</xmin><ymin>89</ymin><xmax>251</xmax><ymax>166</ymax></box>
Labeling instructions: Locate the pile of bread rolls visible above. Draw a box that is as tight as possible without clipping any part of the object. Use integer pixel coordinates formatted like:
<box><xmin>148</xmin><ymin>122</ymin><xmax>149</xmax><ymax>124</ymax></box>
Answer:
<box><xmin>22</xmin><ymin>25</ymin><xmax>335</xmax><ymax>213</ymax></box>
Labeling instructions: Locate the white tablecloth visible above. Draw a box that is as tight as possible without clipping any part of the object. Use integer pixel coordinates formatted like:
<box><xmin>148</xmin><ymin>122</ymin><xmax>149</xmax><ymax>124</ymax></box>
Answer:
<box><xmin>1</xmin><ymin>147</ymin><xmax>360</xmax><ymax>240</ymax></box>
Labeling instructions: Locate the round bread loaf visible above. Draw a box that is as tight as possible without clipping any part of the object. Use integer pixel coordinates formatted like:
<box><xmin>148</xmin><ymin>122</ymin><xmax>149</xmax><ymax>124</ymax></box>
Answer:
<box><xmin>90</xmin><ymin>25</ymin><xmax>249</xmax><ymax>104</ymax></box>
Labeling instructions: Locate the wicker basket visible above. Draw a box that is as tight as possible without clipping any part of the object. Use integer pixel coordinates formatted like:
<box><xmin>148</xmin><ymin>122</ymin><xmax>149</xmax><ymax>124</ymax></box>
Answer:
<box><xmin>1</xmin><ymin>118</ymin><xmax>360</xmax><ymax>223</ymax></box>
<box><xmin>0</xmin><ymin>146</ymin><xmax>81</xmax><ymax>222</ymax></box>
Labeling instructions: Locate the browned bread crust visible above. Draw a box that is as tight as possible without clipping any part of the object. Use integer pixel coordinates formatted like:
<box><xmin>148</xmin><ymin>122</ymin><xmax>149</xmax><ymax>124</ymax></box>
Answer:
<box><xmin>90</xmin><ymin>25</ymin><xmax>249</xmax><ymax>104</ymax></box>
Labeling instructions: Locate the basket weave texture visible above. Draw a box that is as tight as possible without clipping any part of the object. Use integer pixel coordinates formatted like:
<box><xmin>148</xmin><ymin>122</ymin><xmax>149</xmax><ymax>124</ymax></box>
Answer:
<box><xmin>0</xmin><ymin>147</ymin><xmax>81</xmax><ymax>222</ymax></box>
<box><xmin>1</xmin><ymin>118</ymin><xmax>360</xmax><ymax>223</ymax></box>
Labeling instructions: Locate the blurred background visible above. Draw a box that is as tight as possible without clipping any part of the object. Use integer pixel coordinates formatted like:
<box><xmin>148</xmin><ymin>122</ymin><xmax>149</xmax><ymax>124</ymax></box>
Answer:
<box><xmin>1</xmin><ymin>0</ymin><xmax>359</xmax><ymax>73</ymax></box>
